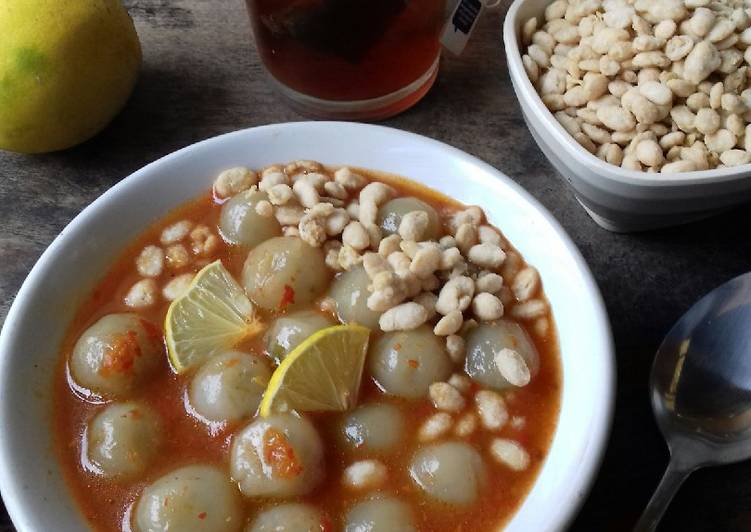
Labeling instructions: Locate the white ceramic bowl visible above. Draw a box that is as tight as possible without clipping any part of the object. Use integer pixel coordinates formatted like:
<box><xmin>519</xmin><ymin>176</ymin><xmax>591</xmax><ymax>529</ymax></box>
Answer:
<box><xmin>0</xmin><ymin>122</ymin><xmax>614</xmax><ymax>531</ymax></box>
<box><xmin>503</xmin><ymin>0</ymin><xmax>751</xmax><ymax>232</ymax></box>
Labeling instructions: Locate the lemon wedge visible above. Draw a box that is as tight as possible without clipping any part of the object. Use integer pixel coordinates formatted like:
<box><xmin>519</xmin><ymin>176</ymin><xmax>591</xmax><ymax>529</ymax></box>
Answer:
<box><xmin>259</xmin><ymin>324</ymin><xmax>371</xmax><ymax>416</ymax></box>
<box><xmin>165</xmin><ymin>260</ymin><xmax>263</xmax><ymax>373</ymax></box>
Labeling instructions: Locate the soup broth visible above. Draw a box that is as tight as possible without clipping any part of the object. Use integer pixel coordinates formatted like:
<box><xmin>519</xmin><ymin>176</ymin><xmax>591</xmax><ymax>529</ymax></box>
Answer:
<box><xmin>54</xmin><ymin>163</ymin><xmax>561</xmax><ymax>531</ymax></box>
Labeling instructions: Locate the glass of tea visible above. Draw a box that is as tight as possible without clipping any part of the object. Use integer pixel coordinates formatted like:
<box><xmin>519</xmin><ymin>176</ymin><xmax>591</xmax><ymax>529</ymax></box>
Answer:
<box><xmin>245</xmin><ymin>0</ymin><xmax>448</xmax><ymax>120</ymax></box>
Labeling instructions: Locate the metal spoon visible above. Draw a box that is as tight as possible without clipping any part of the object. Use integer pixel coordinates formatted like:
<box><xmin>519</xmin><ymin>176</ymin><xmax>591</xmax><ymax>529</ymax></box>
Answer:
<box><xmin>635</xmin><ymin>271</ymin><xmax>751</xmax><ymax>531</ymax></box>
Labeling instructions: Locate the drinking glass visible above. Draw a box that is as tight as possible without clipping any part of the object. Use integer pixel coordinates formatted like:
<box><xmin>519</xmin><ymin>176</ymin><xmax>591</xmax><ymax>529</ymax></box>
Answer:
<box><xmin>245</xmin><ymin>0</ymin><xmax>448</xmax><ymax>120</ymax></box>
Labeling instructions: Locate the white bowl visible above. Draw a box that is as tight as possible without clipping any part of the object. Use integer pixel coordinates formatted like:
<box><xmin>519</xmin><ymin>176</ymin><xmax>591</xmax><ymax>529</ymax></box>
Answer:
<box><xmin>0</xmin><ymin>122</ymin><xmax>614</xmax><ymax>531</ymax></box>
<box><xmin>503</xmin><ymin>0</ymin><xmax>751</xmax><ymax>232</ymax></box>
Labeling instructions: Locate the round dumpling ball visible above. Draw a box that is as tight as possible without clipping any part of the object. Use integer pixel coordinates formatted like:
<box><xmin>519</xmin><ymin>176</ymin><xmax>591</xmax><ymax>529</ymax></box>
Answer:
<box><xmin>327</xmin><ymin>266</ymin><xmax>381</xmax><ymax>330</ymax></box>
<box><xmin>86</xmin><ymin>401</ymin><xmax>162</xmax><ymax>479</ymax></box>
<box><xmin>134</xmin><ymin>464</ymin><xmax>242</xmax><ymax>532</ymax></box>
<box><xmin>409</xmin><ymin>442</ymin><xmax>487</xmax><ymax>505</ymax></box>
<box><xmin>377</xmin><ymin>197</ymin><xmax>441</xmax><ymax>240</ymax></box>
<box><xmin>344</xmin><ymin>496</ymin><xmax>416</xmax><ymax>532</ymax></box>
<box><xmin>189</xmin><ymin>351</ymin><xmax>271</xmax><ymax>423</ymax></box>
<box><xmin>230</xmin><ymin>414</ymin><xmax>324</xmax><ymax>498</ymax></box>
<box><xmin>368</xmin><ymin>326</ymin><xmax>452</xmax><ymax>399</ymax></box>
<box><xmin>242</xmin><ymin>237</ymin><xmax>330</xmax><ymax>311</ymax></box>
<box><xmin>265</xmin><ymin>311</ymin><xmax>334</xmax><ymax>363</ymax></box>
<box><xmin>70</xmin><ymin>313</ymin><xmax>161</xmax><ymax>398</ymax></box>
<box><xmin>464</xmin><ymin>320</ymin><xmax>540</xmax><ymax>391</ymax></box>
<box><xmin>246</xmin><ymin>503</ymin><xmax>327</xmax><ymax>532</ymax></box>
<box><xmin>219</xmin><ymin>189</ymin><xmax>281</xmax><ymax>248</ymax></box>
<box><xmin>341</xmin><ymin>403</ymin><xmax>404</xmax><ymax>452</ymax></box>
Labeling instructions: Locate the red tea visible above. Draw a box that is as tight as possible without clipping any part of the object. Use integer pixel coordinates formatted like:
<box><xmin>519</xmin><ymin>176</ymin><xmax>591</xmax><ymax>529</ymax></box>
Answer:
<box><xmin>246</xmin><ymin>0</ymin><xmax>445</xmax><ymax>104</ymax></box>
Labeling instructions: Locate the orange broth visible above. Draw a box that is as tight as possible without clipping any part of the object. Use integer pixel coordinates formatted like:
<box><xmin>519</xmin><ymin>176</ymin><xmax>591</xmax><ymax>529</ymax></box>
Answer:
<box><xmin>53</xmin><ymin>169</ymin><xmax>562</xmax><ymax>531</ymax></box>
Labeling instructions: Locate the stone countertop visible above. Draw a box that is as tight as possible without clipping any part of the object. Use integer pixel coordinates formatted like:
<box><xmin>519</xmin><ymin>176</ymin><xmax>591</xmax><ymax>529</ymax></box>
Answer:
<box><xmin>1</xmin><ymin>1</ymin><xmax>750</xmax><ymax>531</ymax></box>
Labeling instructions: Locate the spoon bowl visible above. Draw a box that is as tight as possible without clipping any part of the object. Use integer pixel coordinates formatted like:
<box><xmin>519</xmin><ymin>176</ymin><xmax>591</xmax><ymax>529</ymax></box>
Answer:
<box><xmin>636</xmin><ymin>271</ymin><xmax>751</xmax><ymax>531</ymax></box>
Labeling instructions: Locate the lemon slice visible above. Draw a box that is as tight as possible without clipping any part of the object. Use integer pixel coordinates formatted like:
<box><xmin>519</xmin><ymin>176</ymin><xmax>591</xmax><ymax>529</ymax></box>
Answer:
<box><xmin>259</xmin><ymin>324</ymin><xmax>371</xmax><ymax>416</ymax></box>
<box><xmin>165</xmin><ymin>260</ymin><xmax>263</xmax><ymax>373</ymax></box>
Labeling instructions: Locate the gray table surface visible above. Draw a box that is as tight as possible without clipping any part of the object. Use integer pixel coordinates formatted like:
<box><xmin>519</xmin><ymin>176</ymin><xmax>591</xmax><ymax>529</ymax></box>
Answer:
<box><xmin>2</xmin><ymin>1</ymin><xmax>751</xmax><ymax>531</ymax></box>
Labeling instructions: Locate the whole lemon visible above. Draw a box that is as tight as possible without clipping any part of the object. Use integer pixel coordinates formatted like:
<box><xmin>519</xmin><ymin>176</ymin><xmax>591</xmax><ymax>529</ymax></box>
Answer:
<box><xmin>0</xmin><ymin>0</ymin><xmax>141</xmax><ymax>153</ymax></box>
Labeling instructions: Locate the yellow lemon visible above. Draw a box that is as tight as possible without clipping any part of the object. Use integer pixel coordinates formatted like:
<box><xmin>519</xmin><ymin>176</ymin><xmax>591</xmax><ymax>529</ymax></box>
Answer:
<box><xmin>165</xmin><ymin>261</ymin><xmax>264</xmax><ymax>374</ymax></box>
<box><xmin>259</xmin><ymin>324</ymin><xmax>371</xmax><ymax>416</ymax></box>
<box><xmin>0</xmin><ymin>0</ymin><xmax>141</xmax><ymax>153</ymax></box>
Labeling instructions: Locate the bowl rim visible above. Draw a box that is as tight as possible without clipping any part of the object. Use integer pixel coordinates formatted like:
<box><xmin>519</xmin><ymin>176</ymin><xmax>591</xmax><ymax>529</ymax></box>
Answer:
<box><xmin>0</xmin><ymin>121</ymin><xmax>615</xmax><ymax>532</ymax></box>
<box><xmin>503</xmin><ymin>0</ymin><xmax>751</xmax><ymax>188</ymax></box>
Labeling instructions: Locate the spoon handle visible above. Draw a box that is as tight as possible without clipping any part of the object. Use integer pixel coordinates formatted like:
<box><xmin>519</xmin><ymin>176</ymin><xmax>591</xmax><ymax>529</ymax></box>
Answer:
<box><xmin>633</xmin><ymin>458</ymin><xmax>692</xmax><ymax>532</ymax></box>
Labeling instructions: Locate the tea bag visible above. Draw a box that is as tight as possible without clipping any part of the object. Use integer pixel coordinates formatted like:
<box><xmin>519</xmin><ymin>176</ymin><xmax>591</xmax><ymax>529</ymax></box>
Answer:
<box><xmin>261</xmin><ymin>0</ymin><xmax>408</xmax><ymax>64</ymax></box>
<box><xmin>441</xmin><ymin>0</ymin><xmax>500</xmax><ymax>55</ymax></box>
